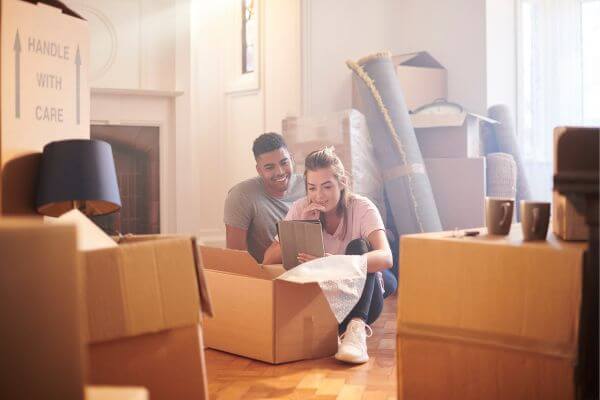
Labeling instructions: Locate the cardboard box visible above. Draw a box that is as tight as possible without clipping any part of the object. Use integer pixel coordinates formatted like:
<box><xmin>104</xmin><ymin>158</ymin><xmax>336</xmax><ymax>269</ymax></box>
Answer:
<box><xmin>86</xmin><ymin>386</ymin><xmax>148</xmax><ymax>400</ymax></box>
<box><xmin>397</xmin><ymin>225</ymin><xmax>586</xmax><ymax>399</ymax></box>
<box><xmin>552</xmin><ymin>191</ymin><xmax>588</xmax><ymax>241</ymax></box>
<box><xmin>83</xmin><ymin>235</ymin><xmax>211</xmax><ymax>400</ymax></box>
<box><xmin>0</xmin><ymin>219</ymin><xmax>86</xmax><ymax>400</ymax></box>
<box><xmin>282</xmin><ymin>110</ymin><xmax>387</xmax><ymax>221</ymax></box>
<box><xmin>392</xmin><ymin>51</ymin><xmax>447</xmax><ymax>112</ymax></box>
<box><xmin>1</xmin><ymin>0</ymin><xmax>90</xmax><ymax>215</ymax></box>
<box><xmin>410</xmin><ymin>112</ymin><xmax>496</xmax><ymax>158</ymax></box>
<box><xmin>424</xmin><ymin>157</ymin><xmax>485</xmax><ymax>230</ymax></box>
<box><xmin>199</xmin><ymin>246</ymin><xmax>339</xmax><ymax>364</ymax></box>
<box><xmin>551</xmin><ymin>126</ymin><xmax>597</xmax><ymax>241</ymax></box>
<box><xmin>89</xmin><ymin>326</ymin><xmax>206</xmax><ymax>400</ymax></box>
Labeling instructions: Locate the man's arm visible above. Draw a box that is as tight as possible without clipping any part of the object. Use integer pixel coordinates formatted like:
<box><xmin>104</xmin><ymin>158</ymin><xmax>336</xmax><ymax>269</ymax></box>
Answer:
<box><xmin>226</xmin><ymin>224</ymin><xmax>248</xmax><ymax>251</ymax></box>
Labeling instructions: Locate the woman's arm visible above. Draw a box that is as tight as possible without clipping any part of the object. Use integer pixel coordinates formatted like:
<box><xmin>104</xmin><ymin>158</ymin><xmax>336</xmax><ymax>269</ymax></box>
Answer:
<box><xmin>364</xmin><ymin>229</ymin><xmax>393</xmax><ymax>272</ymax></box>
<box><xmin>263</xmin><ymin>240</ymin><xmax>283</xmax><ymax>265</ymax></box>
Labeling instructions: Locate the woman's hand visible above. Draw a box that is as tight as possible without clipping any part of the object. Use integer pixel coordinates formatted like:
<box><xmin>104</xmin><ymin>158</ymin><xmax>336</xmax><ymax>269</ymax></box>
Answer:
<box><xmin>300</xmin><ymin>202</ymin><xmax>326</xmax><ymax>220</ymax></box>
<box><xmin>297</xmin><ymin>252</ymin><xmax>332</xmax><ymax>264</ymax></box>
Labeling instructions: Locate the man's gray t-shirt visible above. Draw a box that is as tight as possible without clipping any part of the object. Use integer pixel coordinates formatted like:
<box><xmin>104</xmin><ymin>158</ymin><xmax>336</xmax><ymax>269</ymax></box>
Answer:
<box><xmin>224</xmin><ymin>174</ymin><xmax>305</xmax><ymax>262</ymax></box>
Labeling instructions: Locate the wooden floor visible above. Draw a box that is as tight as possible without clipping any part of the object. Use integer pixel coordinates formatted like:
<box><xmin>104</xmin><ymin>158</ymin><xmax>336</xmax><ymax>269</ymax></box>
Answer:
<box><xmin>206</xmin><ymin>295</ymin><xmax>398</xmax><ymax>399</ymax></box>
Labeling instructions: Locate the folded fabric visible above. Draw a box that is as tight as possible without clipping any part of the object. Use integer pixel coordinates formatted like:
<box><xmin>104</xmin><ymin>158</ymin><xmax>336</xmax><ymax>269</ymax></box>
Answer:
<box><xmin>277</xmin><ymin>254</ymin><xmax>367</xmax><ymax>323</ymax></box>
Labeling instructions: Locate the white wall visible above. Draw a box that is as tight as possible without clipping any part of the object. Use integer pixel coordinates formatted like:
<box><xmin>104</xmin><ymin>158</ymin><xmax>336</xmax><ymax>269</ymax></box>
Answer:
<box><xmin>302</xmin><ymin>0</ymin><xmax>517</xmax><ymax>117</ymax></box>
<box><xmin>302</xmin><ymin>0</ymin><xmax>391</xmax><ymax>115</ymax></box>
<box><xmin>486</xmin><ymin>0</ymin><xmax>517</xmax><ymax>119</ymax></box>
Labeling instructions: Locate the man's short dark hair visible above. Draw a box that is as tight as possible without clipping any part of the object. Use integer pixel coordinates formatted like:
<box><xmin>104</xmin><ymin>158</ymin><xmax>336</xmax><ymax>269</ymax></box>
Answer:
<box><xmin>252</xmin><ymin>132</ymin><xmax>288</xmax><ymax>159</ymax></box>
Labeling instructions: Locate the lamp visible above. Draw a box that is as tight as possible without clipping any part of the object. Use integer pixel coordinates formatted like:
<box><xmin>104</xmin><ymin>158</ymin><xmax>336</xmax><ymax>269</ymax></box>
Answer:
<box><xmin>36</xmin><ymin>139</ymin><xmax>121</xmax><ymax>217</ymax></box>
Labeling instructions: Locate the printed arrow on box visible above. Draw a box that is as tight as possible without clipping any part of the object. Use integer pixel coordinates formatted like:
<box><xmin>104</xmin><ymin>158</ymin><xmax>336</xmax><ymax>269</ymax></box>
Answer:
<box><xmin>14</xmin><ymin>30</ymin><xmax>21</xmax><ymax>119</ymax></box>
<box><xmin>75</xmin><ymin>45</ymin><xmax>81</xmax><ymax>125</ymax></box>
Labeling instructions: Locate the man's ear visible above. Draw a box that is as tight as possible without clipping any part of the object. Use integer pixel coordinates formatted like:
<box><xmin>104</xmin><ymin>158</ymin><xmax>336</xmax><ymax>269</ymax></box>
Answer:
<box><xmin>255</xmin><ymin>163</ymin><xmax>260</xmax><ymax>175</ymax></box>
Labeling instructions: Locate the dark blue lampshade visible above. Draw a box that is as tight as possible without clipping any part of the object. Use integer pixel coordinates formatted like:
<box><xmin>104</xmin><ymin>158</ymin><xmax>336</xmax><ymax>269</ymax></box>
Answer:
<box><xmin>36</xmin><ymin>139</ymin><xmax>121</xmax><ymax>217</ymax></box>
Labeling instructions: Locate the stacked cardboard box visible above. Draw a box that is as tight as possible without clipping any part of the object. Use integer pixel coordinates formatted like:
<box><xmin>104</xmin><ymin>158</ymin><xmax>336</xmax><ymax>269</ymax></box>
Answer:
<box><xmin>351</xmin><ymin>52</ymin><xmax>490</xmax><ymax>230</ymax></box>
<box><xmin>397</xmin><ymin>226</ymin><xmax>586</xmax><ymax>399</ymax></box>
<box><xmin>282</xmin><ymin>110</ymin><xmax>387</xmax><ymax>222</ymax></box>
<box><xmin>199</xmin><ymin>246</ymin><xmax>338</xmax><ymax>364</ymax></box>
<box><xmin>0</xmin><ymin>0</ymin><xmax>90</xmax><ymax>215</ymax></box>
<box><xmin>1</xmin><ymin>220</ymin><xmax>86</xmax><ymax>400</ymax></box>
<box><xmin>82</xmin><ymin>235</ymin><xmax>212</xmax><ymax>400</ymax></box>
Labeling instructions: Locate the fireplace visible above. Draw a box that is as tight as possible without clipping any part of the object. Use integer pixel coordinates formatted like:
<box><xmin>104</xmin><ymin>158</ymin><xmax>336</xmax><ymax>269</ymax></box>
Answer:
<box><xmin>91</xmin><ymin>125</ymin><xmax>160</xmax><ymax>234</ymax></box>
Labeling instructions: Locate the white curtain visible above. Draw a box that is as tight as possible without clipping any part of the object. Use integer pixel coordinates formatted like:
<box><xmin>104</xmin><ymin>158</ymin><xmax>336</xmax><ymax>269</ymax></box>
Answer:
<box><xmin>517</xmin><ymin>0</ymin><xmax>584</xmax><ymax>201</ymax></box>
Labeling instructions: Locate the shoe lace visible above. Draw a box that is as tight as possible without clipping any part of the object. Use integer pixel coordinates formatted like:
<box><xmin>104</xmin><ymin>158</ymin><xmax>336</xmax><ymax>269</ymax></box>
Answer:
<box><xmin>339</xmin><ymin>321</ymin><xmax>373</xmax><ymax>347</ymax></box>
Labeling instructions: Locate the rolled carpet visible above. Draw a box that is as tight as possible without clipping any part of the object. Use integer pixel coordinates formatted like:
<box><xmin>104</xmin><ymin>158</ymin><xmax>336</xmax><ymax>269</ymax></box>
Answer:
<box><xmin>486</xmin><ymin>152</ymin><xmax>517</xmax><ymax>199</ymax></box>
<box><xmin>487</xmin><ymin>105</ymin><xmax>532</xmax><ymax>220</ymax></box>
<box><xmin>347</xmin><ymin>52</ymin><xmax>442</xmax><ymax>234</ymax></box>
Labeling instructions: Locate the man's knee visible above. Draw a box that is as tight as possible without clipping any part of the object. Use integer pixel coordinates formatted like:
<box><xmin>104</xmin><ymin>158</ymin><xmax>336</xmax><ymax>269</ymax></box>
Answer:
<box><xmin>345</xmin><ymin>238</ymin><xmax>371</xmax><ymax>255</ymax></box>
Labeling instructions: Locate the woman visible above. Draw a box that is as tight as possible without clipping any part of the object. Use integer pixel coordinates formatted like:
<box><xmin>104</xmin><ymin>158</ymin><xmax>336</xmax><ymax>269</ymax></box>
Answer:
<box><xmin>264</xmin><ymin>147</ymin><xmax>397</xmax><ymax>364</ymax></box>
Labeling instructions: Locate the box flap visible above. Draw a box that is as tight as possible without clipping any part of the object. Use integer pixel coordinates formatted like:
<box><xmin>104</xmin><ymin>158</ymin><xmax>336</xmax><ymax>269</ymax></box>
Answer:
<box><xmin>411</xmin><ymin>112</ymin><xmax>497</xmax><ymax>128</ymax></box>
<box><xmin>198</xmin><ymin>246</ymin><xmax>285</xmax><ymax>280</ymax></box>
<box><xmin>85</xmin><ymin>237</ymin><xmax>202</xmax><ymax>343</ymax></box>
<box><xmin>393</xmin><ymin>51</ymin><xmax>444</xmax><ymax>69</ymax></box>
<box><xmin>398</xmin><ymin>227</ymin><xmax>585</xmax><ymax>357</ymax></box>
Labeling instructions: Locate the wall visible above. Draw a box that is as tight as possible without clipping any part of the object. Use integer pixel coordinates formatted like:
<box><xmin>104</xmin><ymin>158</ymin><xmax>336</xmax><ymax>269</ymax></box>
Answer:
<box><xmin>302</xmin><ymin>0</ymin><xmax>391</xmax><ymax>115</ymax></box>
<box><xmin>64</xmin><ymin>0</ymin><xmax>301</xmax><ymax>242</ymax></box>
<box><xmin>303</xmin><ymin>0</ymin><xmax>517</xmax><ymax>118</ymax></box>
<box><xmin>486</xmin><ymin>0</ymin><xmax>517</xmax><ymax>120</ymax></box>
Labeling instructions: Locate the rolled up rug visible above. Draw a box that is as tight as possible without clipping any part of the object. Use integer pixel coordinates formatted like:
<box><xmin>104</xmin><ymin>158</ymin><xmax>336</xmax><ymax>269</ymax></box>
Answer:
<box><xmin>347</xmin><ymin>52</ymin><xmax>442</xmax><ymax>234</ymax></box>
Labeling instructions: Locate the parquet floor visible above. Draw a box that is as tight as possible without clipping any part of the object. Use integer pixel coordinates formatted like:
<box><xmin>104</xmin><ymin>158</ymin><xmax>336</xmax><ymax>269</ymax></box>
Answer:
<box><xmin>205</xmin><ymin>295</ymin><xmax>398</xmax><ymax>399</ymax></box>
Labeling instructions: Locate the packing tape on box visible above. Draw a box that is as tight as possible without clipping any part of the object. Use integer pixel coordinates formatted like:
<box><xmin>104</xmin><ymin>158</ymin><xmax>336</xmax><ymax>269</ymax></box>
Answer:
<box><xmin>302</xmin><ymin>316</ymin><xmax>315</xmax><ymax>357</ymax></box>
<box><xmin>382</xmin><ymin>163</ymin><xmax>426</xmax><ymax>182</ymax></box>
<box><xmin>398</xmin><ymin>322</ymin><xmax>576</xmax><ymax>359</ymax></box>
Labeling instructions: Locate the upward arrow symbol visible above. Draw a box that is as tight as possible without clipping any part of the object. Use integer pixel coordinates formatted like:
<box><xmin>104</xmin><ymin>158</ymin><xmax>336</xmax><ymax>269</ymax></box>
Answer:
<box><xmin>75</xmin><ymin>45</ymin><xmax>81</xmax><ymax>124</ymax></box>
<box><xmin>14</xmin><ymin>30</ymin><xmax>21</xmax><ymax>119</ymax></box>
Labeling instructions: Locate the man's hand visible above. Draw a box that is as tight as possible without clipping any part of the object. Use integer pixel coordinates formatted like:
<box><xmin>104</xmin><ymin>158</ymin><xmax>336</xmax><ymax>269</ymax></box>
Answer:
<box><xmin>300</xmin><ymin>202</ymin><xmax>326</xmax><ymax>220</ymax></box>
<box><xmin>297</xmin><ymin>252</ymin><xmax>333</xmax><ymax>264</ymax></box>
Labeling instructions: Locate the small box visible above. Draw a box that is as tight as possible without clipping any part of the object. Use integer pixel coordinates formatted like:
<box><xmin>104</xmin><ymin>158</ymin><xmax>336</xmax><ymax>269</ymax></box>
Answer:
<box><xmin>86</xmin><ymin>386</ymin><xmax>148</xmax><ymax>400</ymax></box>
<box><xmin>424</xmin><ymin>157</ymin><xmax>485</xmax><ymax>230</ymax></box>
<box><xmin>0</xmin><ymin>220</ymin><xmax>86</xmax><ymax>400</ymax></box>
<box><xmin>397</xmin><ymin>226</ymin><xmax>586</xmax><ymax>399</ymax></box>
<box><xmin>552</xmin><ymin>126</ymin><xmax>598</xmax><ymax>241</ymax></box>
<box><xmin>199</xmin><ymin>246</ymin><xmax>338</xmax><ymax>364</ymax></box>
<box><xmin>552</xmin><ymin>191</ymin><xmax>588</xmax><ymax>241</ymax></box>
<box><xmin>410</xmin><ymin>112</ymin><xmax>496</xmax><ymax>158</ymax></box>
<box><xmin>392</xmin><ymin>51</ymin><xmax>447</xmax><ymax>112</ymax></box>
<box><xmin>83</xmin><ymin>235</ymin><xmax>212</xmax><ymax>400</ymax></box>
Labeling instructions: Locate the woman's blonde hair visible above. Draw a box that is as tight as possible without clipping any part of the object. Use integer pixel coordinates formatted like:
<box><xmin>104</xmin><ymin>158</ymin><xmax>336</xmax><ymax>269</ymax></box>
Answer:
<box><xmin>304</xmin><ymin>147</ymin><xmax>353</xmax><ymax>238</ymax></box>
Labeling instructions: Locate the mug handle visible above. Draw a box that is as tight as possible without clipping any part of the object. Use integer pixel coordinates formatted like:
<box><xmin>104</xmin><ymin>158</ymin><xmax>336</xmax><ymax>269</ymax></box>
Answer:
<box><xmin>532</xmin><ymin>208</ymin><xmax>539</xmax><ymax>233</ymax></box>
<box><xmin>499</xmin><ymin>202</ymin><xmax>510</xmax><ymax>226</ymax></box>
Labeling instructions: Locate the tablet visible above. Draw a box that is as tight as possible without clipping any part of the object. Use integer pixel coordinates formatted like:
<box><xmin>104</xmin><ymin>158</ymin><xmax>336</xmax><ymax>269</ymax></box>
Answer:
<box><xmin>277</xmin><ymin>220</ymin><xmax>325</xmax><ymax>270</ymax></box>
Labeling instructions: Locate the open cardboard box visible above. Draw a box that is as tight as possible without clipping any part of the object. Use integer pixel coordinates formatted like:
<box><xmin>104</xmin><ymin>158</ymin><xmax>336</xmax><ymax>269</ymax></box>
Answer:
<box><xmin>391</xmin><ymin>51</ymin><xmax>447</xmax><ymax>112</ymax></box>
<box><xmin>410</xmin><ymin>111</ymin><xmax>497</xmax><ymax>158</ymax></box>
<box><xmin>198</xmin><ymin>246</ymin><xmax>338</xmax><ymax>364</ymax></box>
<box><xmin>397</xmin><ymin>225</ymin><xmax>586</xmax><ymax>399</ymax></box>
<box><xmin>81</xmin><ymin>233</ymin><xmax>212</xmax><ymax>400</ymax></box>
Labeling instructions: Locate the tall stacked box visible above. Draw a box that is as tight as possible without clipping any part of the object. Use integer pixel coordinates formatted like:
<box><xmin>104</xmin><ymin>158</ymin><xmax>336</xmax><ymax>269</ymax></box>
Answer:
<box><xmin>398</xmin><ymin>226</ymin><xmax>585</xmax><ymax>399</ymax></box>
<box><xmin>83</xmin><ymin>235</ymin><xmax>212</xmax><ymax>400</ymax></box>
<box><xmin>0</xmin><ymin>0</ymin><xmax>90</xmax><ymax>215</ymax></box>
<box><xmin>282</xmin><ymin>110</ymin><xmax>386</xmax><ymax>219</ymax></box>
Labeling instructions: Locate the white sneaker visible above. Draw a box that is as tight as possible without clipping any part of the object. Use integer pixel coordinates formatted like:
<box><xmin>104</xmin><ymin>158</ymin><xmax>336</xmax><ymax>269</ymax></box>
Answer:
<box><xmin>335</xmin><ymin>318</ymin><xmax>372</xmax><ymax>364</ymax></box>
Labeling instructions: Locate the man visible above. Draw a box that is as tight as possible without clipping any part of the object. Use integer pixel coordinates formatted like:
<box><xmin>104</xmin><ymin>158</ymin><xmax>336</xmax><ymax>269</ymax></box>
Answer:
<box><xmin>224</xmin><ymin>132</ymin><xmax>305</xmax><ymax>262</ymax></box>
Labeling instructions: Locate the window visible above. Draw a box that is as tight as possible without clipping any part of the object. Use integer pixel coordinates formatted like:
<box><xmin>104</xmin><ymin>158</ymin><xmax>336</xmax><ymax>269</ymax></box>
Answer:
<box><xmin>517</xmin><ymin>0</ymin><xmax>599</xmax><ymax>200</ymax></box>
<box><xmin>242</xmin><ymin>0</ymin><xmax>256</xmax><ymax>74</ymax></box>
<box><xmin>582</xmin><ymin>0</ymin><xmax>600</xmax><ymax>125</ymax></box>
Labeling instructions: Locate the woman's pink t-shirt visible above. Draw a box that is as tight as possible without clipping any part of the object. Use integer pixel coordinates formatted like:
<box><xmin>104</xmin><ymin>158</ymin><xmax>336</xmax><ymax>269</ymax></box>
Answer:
<box><xmin>284</xmin><ymin>194</ymin><xmax>385</xmax><ymax>254</ymax></box>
